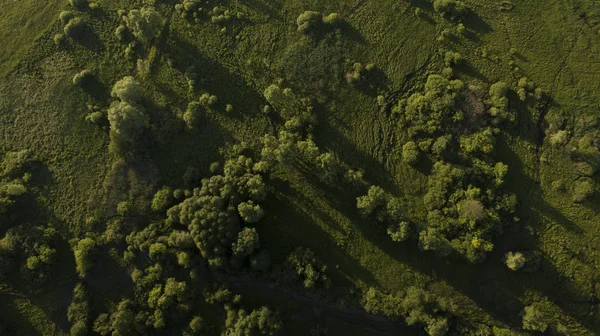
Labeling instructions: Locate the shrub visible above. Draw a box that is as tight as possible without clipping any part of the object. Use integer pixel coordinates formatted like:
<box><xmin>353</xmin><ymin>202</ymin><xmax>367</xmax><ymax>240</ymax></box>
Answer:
<box><xmin>356</xmin><ymin>185</ymin><xmax>387</xmax><ymax>217</ymax></box>
<box><xmin>74</xmin><ymin>238</ymin><xmax>96</xmax><ymax>277</ymax></box>
<box><xmin>124</xmin><ymin>8</ymin><xmax>163</xmax><ymax>44</ymax></box>
<box><xmin>64</xmin><ymin>17</ymin><xmax>86</xmax><ymax>37</ymax></box>
<box><xmin>504</xmin><ymin>251</ymin><xmax>526</xmax><ymax>271</ymax></box>
<box><xmin>296</xmin><ymin>11</ymin><xmax>323</xmax><ymax>34</ymax></box>
<box><xmin>151</xmin><ymin>187</ymin><xmax>173</xmax><ymax>212</ymax></box>
<box><xmin>59</xmin><ymin>11</ymin><xmax>75</xmax><ymax>24</ymax></box>
<box><xmin>72</xmin><ymin>70</ymin><xmax>93</xmax><ymax>86</ymax></box>
<box><xmin>444</xmin><ymin>51</ymin><xmax>463</xmax><ymax>66</ymax></box>
<box><xmin>433</xmin><ymin>0</ymin><xmax>467</xmax><ymax>21</ymax></box>
<box><xmin>238</xmin><ymin>201</ymin><xmax>264</xmax><ymax>223</ymax></box>
<box><xmin>53</xmin><ymin>33</ymin><xmax>67</xmax><ymax>46</ymax></box>
<box><xmin>111</xmin><ymin>76</ymin><xmax>143</xmax><ymax>103</ymax></box>
<box><xmin>458</xmin><ymin>199</ymin><xmax>486</xmax><ymax>221</ymax></box>
<box><xmin>115</xmin><ymin>25</ymin><xmax>127</xmax><ymax>42</ymax></box>
<box><xmin>69</xmin><ymin>0</ymin><xmax>88</xmax><ymax>9</ymax></box>
<box><xmin>522</xmin><ymin>303</ymin><xmax>549</xmax><ymax>332</ymax></box>
<box><xmin>402</xmin><ymin>141</ymin><xmax>420</xmax><ymax>165</ymax></box>
<box><xmin>287</xmin><ymin>247</ymin><xmax>329</xmax><ymax>289</ymax></box>
<box><xmin>387</xmin><ymin>222</ymin><xmax>410</xmax><ymax>242</ymax></box>
<box><xmin>85</xmin><ymin>111</ymin><xmax>105</xmax><ymax>125</ymax></box>
<box><xmin>572</xmin><ymin>178</ymin><xmax>594</xmax><ymax>202</ymax></box>
<box><xmin>107</xmin><ymin>101</ymin><xmax>148</xmax><ymax>144</ymax></box>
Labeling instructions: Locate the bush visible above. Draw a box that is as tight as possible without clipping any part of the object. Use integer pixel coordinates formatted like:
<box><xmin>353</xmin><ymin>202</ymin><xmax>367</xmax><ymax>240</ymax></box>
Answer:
<box><xmin>69</xmin><ymin>0</ymin><xmax>88</xmax><ymax>9</ymax></box>
<box><xmin>522</xmin><ymin>303</ymin><xmax>549</xmax><ymax>332</ymax></box>
<box><xmin>444</xmin><ymin>51</ymin><xmax>463</xmax><ymax>66</ymax></box>
<box><xmin>238</xmin><ymin>201</ymin><xmax>264</xmax><ymax>223</ymax></box>
<box><xmin>107</xmin><ymin>101</ymin><xmax>148</xmax><ymax>144</ymax></box>
<box><xmin>64</xmin><ymin>17</ymin><xmax>86</xmax><ymax>37</ymax></box>
<box><xmin>296</xmin><ymin>11</ymin><xmax>323</xmax><ymax>34</ymax></box>
<box><xmin>151</xmin><ymin>187</ymin><xmax>173</xmax><ymax>212</ymax></box>
<box><xmin>124</xmin><ymin>8</ymin><xmax>163</xmax><ymax>44</ymax></box>
<box><xmin>402</xmin><ymin>141</ymin><xmax>420</xmax><ymax>165</ymax></box>
<box><xmin>59</xmin><ymin>11</ymin><xmax>75</xmax><ymax>24</ymax></box>
<box><xmin>356</xmin><ymin>185</ymin><xmax>387</xmax><ymax>217</ymax></box>
<box><xmin>433</xmin><ymin>0</ymin><xmax>467</xmax><ymax>20</ymax></box>
<box><xmin>572</xmin><ymin>178</ymin><xmax>594</xmax><ymax>202</ymax></box>
<box><xmin>387</xmin><ymin>222</ymin><xmax>410</xmax><ymax>242</ymax></box>
<box><xmin>111</xmin><ymin>76</ymin><xmax>143</xmax><ymax>104</ymax></box>
<box><xmin>72</xmin><ymin>70</ymin><xmax>93</xmax><ymax>86</ymax></box>
<box><xmin>74</xmin><ymin>238</ymin><xmax>96</xmax><ymax>277</ymax></box>
<box><xmin>504</xmin><ymin>251</ymin><xmax>526</xmax><ymax>271</ymax></box>
<box><xmin>53</xmin><ymin>33</ymin><xmax>67</xmax><ymax>46</ymax></box>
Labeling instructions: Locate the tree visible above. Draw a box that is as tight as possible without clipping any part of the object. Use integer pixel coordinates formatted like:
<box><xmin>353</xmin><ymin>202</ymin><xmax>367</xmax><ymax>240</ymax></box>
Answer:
<box><xmin>74</xmin><ymin>238</ymin><xmax>96</xmax><ymax>277</ymax></box>
<box><xmin>287</xmin><ymin>247</ymin><xmax>329</xmax><ymax>289</ymax></box>
<box><xmin>223</xmin><ymin>306</ymin><xmax>281</xmax><ymax>336</ymax></box>
<box><xmin>402</xmin><ymin>141</ymin><xmax>420</xmax><ymax>165</ymax></box>
<box><xmin>111</xmin><ymin>76</ymin><xmax>143</xmax><ymax>104</ymax></box>
<box><xmin>108</xmin><ymin>101</ymin><xmax>148</xmax><ymax>144</ymax></box>
<box><xmin>572</xmin><ymin>178</ymin><xmax>594</xmax><ymax>202</ymax></box>
<box><xmin>72</xmin><ymin>70</ymin><xmax>93</xmax><ymax>86</ymax></box>
<box><xmin>522</xmin><ymin>302</ymin><xmax>549</xmax><ymax>332</ymax></box>
<box><xmin>387</xmin><ymin>222</ymin><xmax>410</xmax><ymax>242</ymax></box>
<box><xmin>238</xmin><ymin>201</ymin><xmax>264</xmax><ymax>223</ymax></box>
<box><xmin>433</xmin><ymin>0</ymin><xmax>467</xmax><ymax>21</ymax></box>
<box><xmin>69</xmin><ymin>0</ymin><xmax>88</xmax><ymax>9</ymax></box>
<box><xmin>418</xmin><ymin>229</ymin><xmax>452</xmax><ymax>257</ymax></box>
<box><xmin>296</xmin><ymin>11</ymin><xmax>323</xmax><ymax>34</ymax></box>
<box><xmin>231</xmin><ymin>227</ymin><xmax>260</xmax><ymax>258</ymax></box>
<box><xmin>356</xmin><ymin>185</ymin><xmax>387</xmax><ymax>217</ymax></box>
<box><xmin>64</xmin><ymin>17</ymin><xmax>86</xmax><ymax>37</ymax></box>
<box><xmin>505</xmin><ymin>251</ymin><xmax>526</xmax><ymax>271</ymax></box>
<box><xmin>152</xmin><ymin>187</ymin><xmax>173</xmax><ymax>212</ymax></box>
<box><xmin>458</xmin><ymin>199</ymin><xmax>486</xmax><ymax>221</ymax></box>
<box><xmin>124</xmin><ymin>8</ymin><xmax>163</xmax><ymax>44</ymax></box>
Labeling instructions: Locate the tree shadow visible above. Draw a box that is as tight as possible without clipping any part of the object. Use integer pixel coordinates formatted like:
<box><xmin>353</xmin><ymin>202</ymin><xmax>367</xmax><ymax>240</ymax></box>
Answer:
<box><xmin>338</xmin><ymin>21</ymin><xmax>366</xmax><ymax>44</ymax></box>
<box><xmin>462</xmin><ymin>10</ymin><xmax>493</xmax><ymax>34</ymax></box>
<box><xmin>70</xmin><ymin>24</ymin><xmax>105</xmax><ymax>52</ymax></box>
<box><xmin>80</xmin><ymin>76</ymin><xmax>110</xmax><ymax>103</ymax></box>
<box><xmin>456</xmin><ymin>61</ymin><xmax>488</xmax><ymax>82</ymax></box>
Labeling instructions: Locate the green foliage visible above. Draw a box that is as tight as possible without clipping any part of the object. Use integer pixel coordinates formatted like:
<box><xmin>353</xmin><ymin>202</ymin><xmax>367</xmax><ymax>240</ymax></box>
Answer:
<box><xmin>444</xmin><ymin>51</ymin><xmax>463</xmax><ymax>66</ymax></box>
<box><xmin>223</xmin><ymin>306</ymin><xmax>281</xmax><ymax>336</ymax></box>
<box><xmin>572</xmin><ymin>178</ymin><xmax>594</xmax><ymax>202</ymax></box>
<box><xmin>387</xmin><ymin>221</ymin><xmax>410</xmax><ymax>242</ymax></box>
<box><xmin>433</xmin><ymin>0</ymin><xmax>468</xmax><ymax>21</ymax></box>
<box><xmin>59</xmin><ymin>11</ymin><xmax>75</xmax><ymax>25</ymax></box>
<box><xmin>296</xmin><ymin>11</ymin><xmax>342</xmax><ymax>35</ymax></box>
<box><xmin>74</xmin><ymin>238</ymin><xmax>96</xmax><ymax>277</ymax></box>
<box><xmin>108</xmin><ymin>101</ymin><xmax>149</xmax><ymax>146</ymax></box>
<box><xmin>402</xmin><ymin>141</ymin><xmax>420</xmax><ymax>165</ymax></box>
<box><xmin>72</xmin><ymin>70</ymin><xmax>93</xmax><ymax>86</ymax></box>
<box><xmin>504</xmin><ymin>251</ymin><xmax>526</xmax><ymax>271</ymax></box>
<box><xmin>356</xmin><ymin>185</ymin><xmax>387</xmax><ymax>217</ymax></box>
<box><xmin>111</xmin><ymin>76</ymin><xmax>143</xmax><ymax>104</ymax></box>
<box><xmin>68</xmin><ymin>0</ymin><xmax>88</xmax><ymax>9</ymax></box>
<box><xmin>64</xmin><ymin>17</ymin><xmax>86</xmax><ymax>37</ymax></box>
<box><xmin>522</xmin><ymin>302</ymin><xmax>550</xmax><ymax>332</ymax></box>
<box><xmin>124</xmin><ymin>8</ymin><xmax>163</xmax><ymax>45</ymax></box>
<box><xmin>152</xmin><ymin>187</ymin><xmax>173</xmax><ymax>212</ymax></box>
<box><xmin>287</xmin><ymin>247</ymin><xmax>329</xmax><ymax>289</ymax></box>
<box><xmin>231</xmin><ymin>227</ymin><xmax>260</xmax><ymax>258</ymax></box>
<box><xmin>238</xmin><ymin>201</ymin><xmax>264</xmax><ymax>223</ymax></box>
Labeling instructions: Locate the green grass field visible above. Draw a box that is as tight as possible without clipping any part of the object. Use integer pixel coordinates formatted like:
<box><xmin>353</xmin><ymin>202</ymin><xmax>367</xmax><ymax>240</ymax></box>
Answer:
<box><xmin>1</xmin><ymin>0</ymin><xmax>599</xmax><ymax>335</ymax></box>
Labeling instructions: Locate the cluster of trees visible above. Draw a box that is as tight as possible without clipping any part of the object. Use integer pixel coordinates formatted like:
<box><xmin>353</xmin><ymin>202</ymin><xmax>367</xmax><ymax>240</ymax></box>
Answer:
<box><xmin>362</xmin><ymin>286</ymin><xmax>456</xmax><ymax>336</ymax></box>
<box><xmin>123</xmin><ymin>7</ymin><xmax>163</xmax><ymax>45</ymax></box>
<box><xmin>356</xmin><ymin>186</ymin><xmax>412</xmax><ymax>243</ymax></box>
<box><xmin>345</xmin><ymin>62</ymin><xmax>376</xmax><ymax>88</ymax></box>
<box><xmin>183</xmin><ymin>92</ymin><xmax>219</xmax><ymax>129</ymax></box>
<box><xmin>433</xmin><ymin>0</ymin><xmax>468</xmax><ymax>21</ymax></box>
<box><xmin>161</xmin><ymin>153</ymin><xmax>270</xmax><ymax>270</ymax></box>
<box><xmin>286</xmin><ymin>247</ymin><xmax>330</xmax><ymax>290</ymax></box>
<box><xmin>107</xmin><ymin>76</ymin><xmax>150</xmax><ymax>155</ymax></box>
<box><xmin>391</xmin><ymin>74</ymin><xmax>518</xmax><ymax>263</ymax></box>
<box><xmin>67</xmin><ymin>283</ymin><xmax>90</xmax><ymax>336</ymax></box>
<box><xmin>548</xmin><ymin>114</ymin><xmax>599</xmax><ymax>202</ymax></box>
<box><xmin>296</xmin><ymin>11</ymin><xmax>342</xmax><ymax>35</ymax></box>
<box><xmin>0</xmin><ymin>150</ymin><xmax>31</xmax><ymax>218</ymax></box>
<box><xmin>174</xmin><ymin>3</ymin><xmax>243</xmax><ymax>25</ymax></box>
<box><xmin>55</xmin><ymin>7</ymin><xmax>87</xmax><ymax>43</ymax></box>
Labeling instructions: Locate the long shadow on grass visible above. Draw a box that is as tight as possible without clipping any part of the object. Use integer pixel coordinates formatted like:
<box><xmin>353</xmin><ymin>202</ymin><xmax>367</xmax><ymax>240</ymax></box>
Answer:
<box><xmin>166</xmin><ymin>32</ymin><xmax>267</xmax><ymax>121</ymax></box>
<box><xmin>314</xmin><ymin>114</ymin><xmax>597</xmax><ymax>330</ymax></box>
<box><xmin>262</xmin><ymin>174</ymin><xmax>379</xmax><ymax>288</ymax></box>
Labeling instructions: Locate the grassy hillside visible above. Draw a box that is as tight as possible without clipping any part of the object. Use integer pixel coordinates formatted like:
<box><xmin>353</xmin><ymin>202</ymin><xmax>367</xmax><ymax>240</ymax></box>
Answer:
<box><xmin>0</xmin><ymin>0</ymin><xmax>599</xmax><ymax>335</ymax></box>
